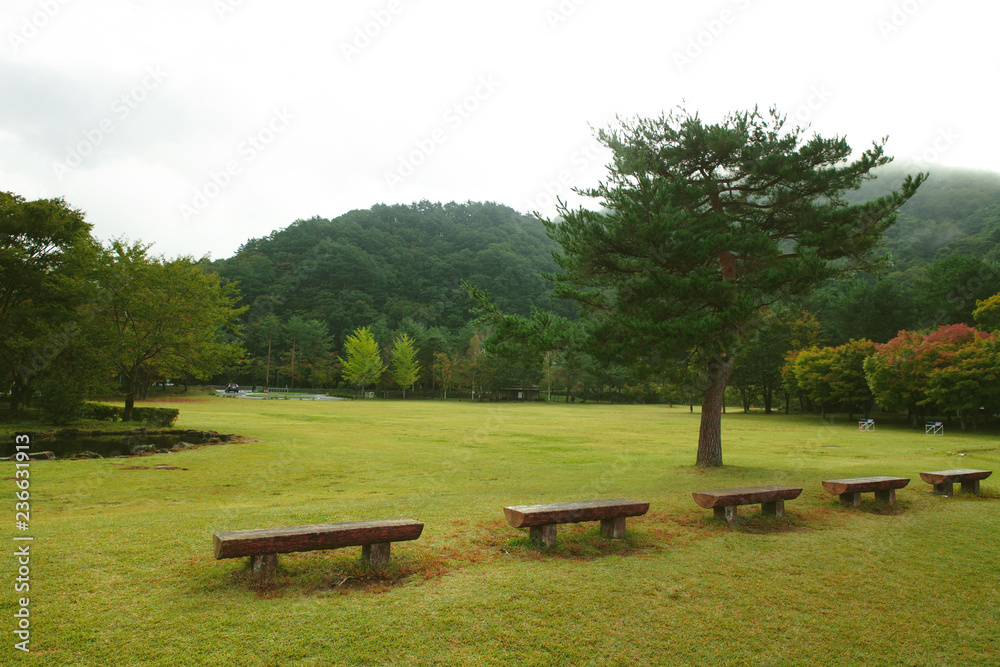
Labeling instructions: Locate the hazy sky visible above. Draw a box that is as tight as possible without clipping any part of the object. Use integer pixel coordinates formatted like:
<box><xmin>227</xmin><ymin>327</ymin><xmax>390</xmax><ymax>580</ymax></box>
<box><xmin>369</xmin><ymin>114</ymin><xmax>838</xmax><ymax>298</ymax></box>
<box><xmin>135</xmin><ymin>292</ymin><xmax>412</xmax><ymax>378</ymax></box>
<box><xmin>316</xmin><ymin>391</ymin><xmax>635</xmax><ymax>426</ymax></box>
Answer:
<box><xmin>2</xmin><ymin>0</ymin><xmax>997</xmax><ymax>260</ymax></box>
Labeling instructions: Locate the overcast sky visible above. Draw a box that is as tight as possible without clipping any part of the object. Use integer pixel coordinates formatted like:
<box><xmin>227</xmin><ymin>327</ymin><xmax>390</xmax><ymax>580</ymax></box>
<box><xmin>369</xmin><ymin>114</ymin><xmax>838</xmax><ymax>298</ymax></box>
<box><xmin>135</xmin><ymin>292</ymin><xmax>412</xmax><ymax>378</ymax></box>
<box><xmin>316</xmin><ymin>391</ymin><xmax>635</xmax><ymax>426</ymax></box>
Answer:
<box><xmin>2</xmin><ymin>0</ymin><xmax>997</xmax><ymax>260</ymax></box>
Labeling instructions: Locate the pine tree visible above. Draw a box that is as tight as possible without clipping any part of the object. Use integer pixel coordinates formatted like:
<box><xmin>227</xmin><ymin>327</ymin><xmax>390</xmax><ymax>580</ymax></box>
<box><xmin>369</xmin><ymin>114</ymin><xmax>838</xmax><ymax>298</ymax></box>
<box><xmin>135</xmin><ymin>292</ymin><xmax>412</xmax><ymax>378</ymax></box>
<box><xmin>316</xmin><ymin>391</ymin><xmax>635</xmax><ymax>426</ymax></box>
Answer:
<box><xmin>545</xmin><ymin>106</ymin><xmax>924</xmax><ymax>466</ymax></box>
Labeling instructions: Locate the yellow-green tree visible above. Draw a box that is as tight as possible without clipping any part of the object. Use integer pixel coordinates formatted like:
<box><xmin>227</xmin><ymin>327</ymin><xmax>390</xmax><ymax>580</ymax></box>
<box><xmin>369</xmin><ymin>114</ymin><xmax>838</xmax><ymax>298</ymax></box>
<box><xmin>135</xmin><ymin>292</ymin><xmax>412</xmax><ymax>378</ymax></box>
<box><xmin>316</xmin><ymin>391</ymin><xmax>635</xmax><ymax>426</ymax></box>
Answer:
<box><xmin>973</xmin><ymin>293</ymin><xmax>1000</xmax><ymax>332</ymax></box>
<box><xmin>390</xmin><ymin>333</ymin><xmax>420</xmax><ymax>398</ymax></box>
<box><xmin>339</xmin><ymin>326</ymin><xmax>384</xmax><ymax>395</ymax></box>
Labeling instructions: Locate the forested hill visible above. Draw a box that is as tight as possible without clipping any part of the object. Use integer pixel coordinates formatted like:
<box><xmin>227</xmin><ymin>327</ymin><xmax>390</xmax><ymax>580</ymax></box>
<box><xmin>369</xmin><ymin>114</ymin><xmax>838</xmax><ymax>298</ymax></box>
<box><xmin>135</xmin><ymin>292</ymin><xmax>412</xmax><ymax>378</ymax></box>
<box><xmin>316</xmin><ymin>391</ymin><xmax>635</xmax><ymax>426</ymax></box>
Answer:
<box><xmin>213</xmin><ymin>166</ymin><xmax>1000</xmax><ymax>353</ymax></box>
<box><xmin>806</xmin><ymin>165</ymin><xmax>1000</xmax><ymax>345</ymax></box>
<box><xmin>212</xmin><ymin>201</ymin><xmax>573</xmax><ymax>343</ymax></box>
<box><xmin>851</xmin><ymin>165</ymin><xmax>1000</xmax><ymax>269</ymax></box>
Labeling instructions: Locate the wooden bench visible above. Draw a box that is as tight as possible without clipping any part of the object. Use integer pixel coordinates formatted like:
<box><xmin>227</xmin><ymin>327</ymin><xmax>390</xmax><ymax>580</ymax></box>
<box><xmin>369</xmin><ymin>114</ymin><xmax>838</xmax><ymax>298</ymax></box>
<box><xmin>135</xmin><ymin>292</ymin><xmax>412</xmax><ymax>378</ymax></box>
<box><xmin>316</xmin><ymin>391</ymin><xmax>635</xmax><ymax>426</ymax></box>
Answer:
<box><xmin>502</xmin><ymin>499</ymin><xmax>649</xmax><ymax>547</ymax></box>
<box><xmin>213</xmin><ymin>518</ymin><xmax>423</xmax><ymax>578</ymax></box>
<box><xmin>919</xmin><ymin>469</ymin><xmax>992</xmax><ymax>496</ymax></box>
<box><xmin>822</xmin><ymin>476</ymin><xmax>909</xmax><ymax>507</ymax></box>
<box><xmin>692</xmin><ymin>486</ymin><xmax>802</xmax><ymax>525</ymax></box>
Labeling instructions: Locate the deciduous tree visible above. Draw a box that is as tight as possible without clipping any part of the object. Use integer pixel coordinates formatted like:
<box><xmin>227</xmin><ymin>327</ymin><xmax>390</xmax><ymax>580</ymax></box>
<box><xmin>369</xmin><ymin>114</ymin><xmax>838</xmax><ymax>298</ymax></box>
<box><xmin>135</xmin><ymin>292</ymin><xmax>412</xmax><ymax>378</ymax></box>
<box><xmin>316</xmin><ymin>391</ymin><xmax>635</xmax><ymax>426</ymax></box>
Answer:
<box><xmin>390</xmin><ymin>333</ymin><xmax>420</xmax><ymax>398</ymax></box>
<box><xmin>89</xmin><ymin>241</ymin><xmax>246</xmax><ymax>420</ymax></box>
<box><xmin>973</xmin><ymin>292</ymin><xmax>1000</xmax><ymax>331</ymax></box>
<box><xmin>925</xmin><ymin>335</ymin><xmax>999</xmax><ymax>430</ymax></box>
<box><xmin>339</xmin><ymin>326</ymin><xmax>384</xmax><ymax>395</ymax></box>
<box><xmin>0</xmin><ymin>192</ymin><xmax>99</xmax><ymax>412</ymax></box>
<box><xmin>865</xmin><ymin>323</ymin><xmax>991</xmax><ymax>426</ymax></box>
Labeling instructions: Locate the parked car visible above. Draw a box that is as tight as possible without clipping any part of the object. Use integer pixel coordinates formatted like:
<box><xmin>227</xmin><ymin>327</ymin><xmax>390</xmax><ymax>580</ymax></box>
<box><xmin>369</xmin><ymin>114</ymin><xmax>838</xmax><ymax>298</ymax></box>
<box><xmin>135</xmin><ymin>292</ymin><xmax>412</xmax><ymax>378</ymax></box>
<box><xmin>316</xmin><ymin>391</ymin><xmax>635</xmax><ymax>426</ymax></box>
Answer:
<box><xmin>225</xmin><ymin>383</ymin><xmax>239</xmax><ymax>393</ymax></box>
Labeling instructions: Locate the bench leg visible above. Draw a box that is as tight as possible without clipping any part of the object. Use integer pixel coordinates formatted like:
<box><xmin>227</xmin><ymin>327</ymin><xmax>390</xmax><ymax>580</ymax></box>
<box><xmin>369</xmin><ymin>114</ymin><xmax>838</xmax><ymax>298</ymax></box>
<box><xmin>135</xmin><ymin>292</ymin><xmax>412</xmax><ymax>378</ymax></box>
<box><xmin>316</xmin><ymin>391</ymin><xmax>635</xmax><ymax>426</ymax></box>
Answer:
<box><xmin>600</xmin><ymin>517</ymin><xmax>627</xmax><ymax>539</ymax></box>
<box><xmin>960</xmin><ymin>479</ymin><xmax>981</xmax><ymax>494</ymax></box>
<box><xmin>362</xmin><ymin>542</ymin><xmax>391</xmax><ymax>567</ymax></box>
<box><xmin>874</xmin><ymin>489</ymin><xmax>896</xmax><ymax>504</ymax></box>
<box><xmin>251</xmin><ymin>553</ymin><xmax>277</xmax><ymax>579</ymax></box>
<box><xmin>714</xmin><ymin>506</ymin><xmax>738</xmax><ymax>525</ymax></box>
<box><xmin>761</xmin><ymin>499</ymin><xmax>785</xmax><ymax>519</ymax></box>
<box><xmin>933</xmin><ymin>482</ymin><xmax>953</xmax><ymax>497</ymax></box>
<box><xmin>530</xmin><ymin>524</ymin><xmax>557</xmax><ymax>548</ymax></box>
<box><xmin>839</xmin><ymin>492</ymin><xmax>862</xmax><ymax>508</ymax></box>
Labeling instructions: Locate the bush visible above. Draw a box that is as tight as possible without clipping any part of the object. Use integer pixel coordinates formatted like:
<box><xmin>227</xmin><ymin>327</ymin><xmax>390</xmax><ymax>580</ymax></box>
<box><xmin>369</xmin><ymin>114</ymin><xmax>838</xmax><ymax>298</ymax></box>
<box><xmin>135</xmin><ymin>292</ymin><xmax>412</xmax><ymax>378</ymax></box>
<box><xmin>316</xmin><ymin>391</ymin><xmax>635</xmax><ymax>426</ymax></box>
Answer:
<box><xmin>81</xmin><ymin>403</ymin><xmax>123</xmax><ymax>422</ymax></box>
<box><xmin>132</xmin><ymin>407</ymin><xmax>179</xmax><ymax>427</ymax></box>
<box><xmin>36</xmin><ymin>378</ymin><xmax>87</xmax><ymax>425</ymax></box>
<box><xmin>80</xmin><ymin>404</ymin><xmax>179</xmax><ymax>426</ymax></box>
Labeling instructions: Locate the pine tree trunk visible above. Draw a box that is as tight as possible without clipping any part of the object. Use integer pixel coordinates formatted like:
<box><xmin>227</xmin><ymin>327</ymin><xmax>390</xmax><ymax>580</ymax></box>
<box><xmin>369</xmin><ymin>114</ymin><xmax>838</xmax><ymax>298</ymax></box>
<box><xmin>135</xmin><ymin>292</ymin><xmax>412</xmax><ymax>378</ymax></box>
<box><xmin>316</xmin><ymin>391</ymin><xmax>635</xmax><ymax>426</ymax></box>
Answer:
<box><xmin>697</xmin><ymin>354</ymin><xmax>733</xmax><ymax>467</ymax></box>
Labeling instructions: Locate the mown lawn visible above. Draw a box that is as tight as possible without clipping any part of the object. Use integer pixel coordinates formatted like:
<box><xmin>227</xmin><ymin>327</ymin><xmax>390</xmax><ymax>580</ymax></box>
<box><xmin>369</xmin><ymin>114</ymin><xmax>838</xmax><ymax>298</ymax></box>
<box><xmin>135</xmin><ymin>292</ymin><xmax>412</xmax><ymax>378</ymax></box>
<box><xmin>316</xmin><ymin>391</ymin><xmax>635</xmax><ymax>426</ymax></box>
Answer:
<box><xmin>3</xmin><ymin>399</ymin><xmax>998</xmax><ymax>666</ymax></box>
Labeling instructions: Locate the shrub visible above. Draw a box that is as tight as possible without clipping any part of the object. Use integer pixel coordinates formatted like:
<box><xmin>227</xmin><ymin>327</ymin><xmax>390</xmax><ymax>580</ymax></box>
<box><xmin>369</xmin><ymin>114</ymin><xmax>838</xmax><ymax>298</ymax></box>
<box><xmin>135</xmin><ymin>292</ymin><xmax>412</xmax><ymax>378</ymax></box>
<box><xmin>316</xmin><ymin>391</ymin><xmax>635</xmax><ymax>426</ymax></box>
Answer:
<box><xmin>80</xmin><ymin>404</ymin><xmax>179</xmax><ymax>426</ymax></box>
<box><xmin>132</xmin><ymin>407</ymin><xmax>179</xmax><ymax>427</ymax></box>
<box><xmin>81</xmin><ymin>403</ymin><xmax>123</xmax><ymax>422</ymax></box>
<box><xmin>36</xmin><ymin>378</ymin><xmax>87</xmax><ymax>425</ymax></box>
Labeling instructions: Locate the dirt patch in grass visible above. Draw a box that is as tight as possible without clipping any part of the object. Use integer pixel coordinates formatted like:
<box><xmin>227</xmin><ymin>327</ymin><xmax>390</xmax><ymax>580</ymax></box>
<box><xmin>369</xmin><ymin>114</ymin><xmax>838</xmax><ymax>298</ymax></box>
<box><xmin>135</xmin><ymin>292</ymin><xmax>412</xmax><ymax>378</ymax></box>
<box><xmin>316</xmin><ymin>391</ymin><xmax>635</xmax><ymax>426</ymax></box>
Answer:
<box><xmin>638</xmin><ymin>510</ymin><xmax>722</xmax><ymax>546</ymax></box>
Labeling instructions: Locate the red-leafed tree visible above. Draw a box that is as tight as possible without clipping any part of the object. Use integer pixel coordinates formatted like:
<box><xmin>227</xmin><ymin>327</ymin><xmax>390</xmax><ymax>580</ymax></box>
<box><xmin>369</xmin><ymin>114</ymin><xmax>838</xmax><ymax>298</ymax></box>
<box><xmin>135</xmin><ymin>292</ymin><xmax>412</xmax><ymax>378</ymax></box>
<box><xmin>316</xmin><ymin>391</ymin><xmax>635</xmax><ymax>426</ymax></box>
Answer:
<box><xmin>865</xmin><ymin>323</ymin><xmax>992</xmax><ymax>427</ymax></box>
<box><xmin>925</xmin><ymin>335</ymin><xmax>1000</xmax><ymax>430</ymax></box>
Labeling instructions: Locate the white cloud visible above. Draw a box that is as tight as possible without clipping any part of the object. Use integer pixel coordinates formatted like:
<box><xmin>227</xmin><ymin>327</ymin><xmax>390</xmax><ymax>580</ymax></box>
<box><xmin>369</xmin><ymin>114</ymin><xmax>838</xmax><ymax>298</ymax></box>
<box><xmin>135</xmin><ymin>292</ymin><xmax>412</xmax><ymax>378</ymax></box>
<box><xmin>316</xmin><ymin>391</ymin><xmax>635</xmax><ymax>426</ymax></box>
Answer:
<box><xmin>2</xmin><ymin>0</ymin><xmax>998</xmax><ymax>259</ymax></box>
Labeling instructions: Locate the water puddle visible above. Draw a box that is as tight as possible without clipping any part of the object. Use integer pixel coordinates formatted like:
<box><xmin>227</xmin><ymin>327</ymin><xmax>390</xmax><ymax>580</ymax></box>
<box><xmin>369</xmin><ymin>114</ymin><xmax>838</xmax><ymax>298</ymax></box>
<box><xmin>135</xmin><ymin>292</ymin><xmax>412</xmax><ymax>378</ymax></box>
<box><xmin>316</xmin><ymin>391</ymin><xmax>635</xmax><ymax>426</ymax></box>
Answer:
<box><xmin>2</xmin><ymin>429</ymin><xmax>239</xmax><ymax>460</ymax></box>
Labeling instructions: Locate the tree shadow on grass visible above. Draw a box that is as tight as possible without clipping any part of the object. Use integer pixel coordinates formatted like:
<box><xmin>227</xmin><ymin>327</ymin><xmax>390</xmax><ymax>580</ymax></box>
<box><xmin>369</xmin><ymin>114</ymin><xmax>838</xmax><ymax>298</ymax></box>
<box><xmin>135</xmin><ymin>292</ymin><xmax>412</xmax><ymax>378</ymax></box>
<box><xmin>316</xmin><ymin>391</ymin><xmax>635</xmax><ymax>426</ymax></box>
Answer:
<box><xmin>842</xmin><ymin>498</ymin><xmax>914</xmax><ymax>516</ymax></box>
<box><xmin>478</xmin><ymin>522</ymin><xmax>663</xmax><ymax>561</ymax></box>
<box><xmin>930</xmin><ymin>488</ymin><xmax>1000</xmax><ymax>502</ymax></box>
<box><xmin>699</xmin><ymin>512</ymin><xmax>813</xmax><ymax>535</ymax></box>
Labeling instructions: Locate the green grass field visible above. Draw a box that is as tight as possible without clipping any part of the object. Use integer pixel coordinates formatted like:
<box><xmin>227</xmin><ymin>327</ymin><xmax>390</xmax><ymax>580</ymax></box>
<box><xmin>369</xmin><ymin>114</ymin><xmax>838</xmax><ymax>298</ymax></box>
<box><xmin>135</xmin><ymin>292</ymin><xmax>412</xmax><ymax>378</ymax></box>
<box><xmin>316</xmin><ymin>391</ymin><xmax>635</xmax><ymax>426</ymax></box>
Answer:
<box><xmin>3</xmin><ymin>399</ymin><xmax>999</xmax><ymax>666</ymax></box>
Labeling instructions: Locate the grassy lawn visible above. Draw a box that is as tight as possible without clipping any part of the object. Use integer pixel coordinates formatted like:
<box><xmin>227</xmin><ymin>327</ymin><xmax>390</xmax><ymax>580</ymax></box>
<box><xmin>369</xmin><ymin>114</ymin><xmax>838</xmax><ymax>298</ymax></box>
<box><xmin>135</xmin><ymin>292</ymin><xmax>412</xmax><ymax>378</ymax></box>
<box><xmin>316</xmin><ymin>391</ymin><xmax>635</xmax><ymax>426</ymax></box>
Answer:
<box><xmin>3</xmin><ymin>399</ymin><xmax>999</xmax><ymax>666</ymax></box>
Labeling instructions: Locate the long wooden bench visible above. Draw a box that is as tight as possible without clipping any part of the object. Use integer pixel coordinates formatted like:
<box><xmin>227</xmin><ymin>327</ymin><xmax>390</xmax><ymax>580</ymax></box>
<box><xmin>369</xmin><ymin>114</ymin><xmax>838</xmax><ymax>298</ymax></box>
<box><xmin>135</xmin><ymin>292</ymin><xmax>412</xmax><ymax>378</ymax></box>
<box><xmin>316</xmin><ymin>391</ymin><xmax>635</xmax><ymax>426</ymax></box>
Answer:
<box><xmin>502</xmin><ymin>499</ymin><xmax>649</xmax><ymax>548</ymax></box>
<box><xmin>692</xmin><ymin>486</ymin><xmax>802</xmax><ymax>525</ymax></box>
<box><xmin>213</xmin><ymin>518</ymin><xmax>423</xmax><ymax>578</ymax></box>
<box><xmin>919</xmin><ymin>469</ymin><xmax>992</xmax><ymax>496</ymax></box>
<box><xmin>821</xmin><ymin>476</ymin><xmax>910</xmax><ymax>507</ymax></box>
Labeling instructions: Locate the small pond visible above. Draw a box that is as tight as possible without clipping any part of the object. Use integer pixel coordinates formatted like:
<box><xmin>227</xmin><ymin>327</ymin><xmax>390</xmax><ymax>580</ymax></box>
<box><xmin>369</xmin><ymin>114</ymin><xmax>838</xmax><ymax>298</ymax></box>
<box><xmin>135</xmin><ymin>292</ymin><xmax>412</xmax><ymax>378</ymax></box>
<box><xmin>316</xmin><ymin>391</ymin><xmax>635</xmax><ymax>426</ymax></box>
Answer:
<box><xmin>2</xmin><ymin>429</ymin><xmax>238</xmax><ymax>460</ymax></box>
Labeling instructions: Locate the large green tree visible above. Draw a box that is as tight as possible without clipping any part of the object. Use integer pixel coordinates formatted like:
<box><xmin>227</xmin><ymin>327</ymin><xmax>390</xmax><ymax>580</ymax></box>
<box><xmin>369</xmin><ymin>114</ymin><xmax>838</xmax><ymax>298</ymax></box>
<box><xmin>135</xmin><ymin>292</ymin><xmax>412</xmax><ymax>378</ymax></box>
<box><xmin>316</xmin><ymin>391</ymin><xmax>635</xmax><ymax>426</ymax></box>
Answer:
<box><xmin>89</xmin><ymin>241</ymin><xmax>245</xmax><ymax>420</ymax></box>
<box><xmin>543</xmin><ymin>107</ymin><xmax>924</xmax><ymax>466</ymax></box>
<box><xmin>0</xmin><ymin>192</ymin><xmax>100</xmax><ymax>412</ymax></box>
<box><xmin>791</xmin><ymin>339</ymin><xmax>876</xmax><ymax>419</ymax></box>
